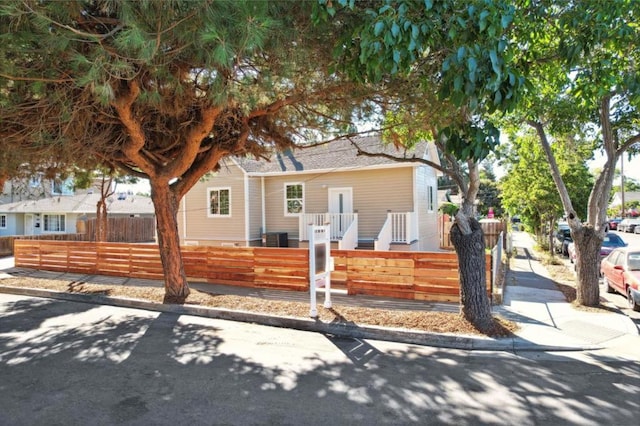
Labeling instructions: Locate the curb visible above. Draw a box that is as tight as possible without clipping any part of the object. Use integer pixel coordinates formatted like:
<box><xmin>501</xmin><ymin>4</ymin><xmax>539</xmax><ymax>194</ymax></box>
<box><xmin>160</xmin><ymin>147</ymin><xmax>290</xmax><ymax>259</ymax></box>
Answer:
<box><xmin>0</xmin><ymin>285</ymin><xmax>596</xmax><ymax>352</ymax></box>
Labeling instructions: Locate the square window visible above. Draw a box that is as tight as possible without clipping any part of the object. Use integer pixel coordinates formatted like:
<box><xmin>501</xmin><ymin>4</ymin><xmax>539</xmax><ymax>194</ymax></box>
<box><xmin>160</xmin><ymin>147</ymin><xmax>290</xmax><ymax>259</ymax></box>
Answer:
<box><xmin>43</xmin><ymin>214</ymin><xmax>65</xmax><ymax>232</ymax></box>
<box><xmin>208</xmin><ymin>188</ymin><xmax>231</xmax><ymax>217</ymax></box>
<box><xmin>52</xmin><ymin>177</ymin><xmax>74</xmax><ymax>195</ymax></box>
<box><xmin>29</xmin><ymin>176</ymin><xmax>41</xmax><ymax>188</ymax></box>
<box><xmin>285</xmin><ymin>183</ymin><xmax>304</xmax><ymax>215</ymax></box>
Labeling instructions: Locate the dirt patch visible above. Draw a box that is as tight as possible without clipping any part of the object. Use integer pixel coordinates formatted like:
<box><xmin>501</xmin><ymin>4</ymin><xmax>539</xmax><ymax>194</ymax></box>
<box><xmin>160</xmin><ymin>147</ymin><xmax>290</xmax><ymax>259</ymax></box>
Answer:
<box><xmin>0</xmin><ymin>275</ymin><xmax>517</xmax><ymax>338</ymax></box>
<box><xmin>541</xmin><ymin>255</ymin><xmax>619</xmax><ymax>313</ymax></box>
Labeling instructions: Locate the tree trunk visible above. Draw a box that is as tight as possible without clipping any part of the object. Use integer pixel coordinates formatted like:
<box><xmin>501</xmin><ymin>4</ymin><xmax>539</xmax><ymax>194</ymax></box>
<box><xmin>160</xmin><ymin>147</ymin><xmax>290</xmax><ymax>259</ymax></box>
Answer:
<box><xmin>96</xmin><ymin>199</ymin><xmax>108</xmax><ymax>241</ymax></box>
<box><xmin>150</xmin><ymin>181</ymin><xmax>190</xmax><ymax>302</ymax></box>
<box><xmin>573</xmin><ymin>226</ymin><xmax>602</xmax><ymax>306</ymax></box>
<box><xmin>96</xmin><ymin>174</ymin><xmax>115</xmax><ymax>242</ymax></box>
<box><xmin>450</xmin><ymin>212</ymin><xmax>493</xmax><ymax>332</ymax></box>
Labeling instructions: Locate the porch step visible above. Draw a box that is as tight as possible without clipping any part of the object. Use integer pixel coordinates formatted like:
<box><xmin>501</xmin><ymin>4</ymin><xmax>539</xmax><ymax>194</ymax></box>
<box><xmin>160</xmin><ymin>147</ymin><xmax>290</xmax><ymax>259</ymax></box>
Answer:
<box><xmin>355</xmin><ymin>240</ymin><xmax>375</xmax><ymax>250</ymax></box>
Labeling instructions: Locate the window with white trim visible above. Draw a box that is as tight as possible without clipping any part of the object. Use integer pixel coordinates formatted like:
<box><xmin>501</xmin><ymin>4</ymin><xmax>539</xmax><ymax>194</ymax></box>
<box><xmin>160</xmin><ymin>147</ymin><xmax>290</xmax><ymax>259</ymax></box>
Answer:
<box><xmin>208</xmin><ymin>188</ymin><xmax>231</xmax><ymax>217</ymax></box>
<box><xmin>29</xmin><ymin>176</ymin><xmax>42</xmax><ymax>188</ymax></box>
<box><xmin>43</xmin><ymin>214</ymin><xmax>66</xmax><ymax>232</ymax></box>
<box><xmin>0</xmin><ymin>214</ymin><xmax>6</xmax><ymax>229</ymax></box>
<box><xmin>285</xmin><ymin>183</ymin><xmax>304</xmax><ymax>215</ymax></box>
<box><xmin>52</xmin><ymin>177</ymin><xmax>74</xmax><ymax>195</ymax></box>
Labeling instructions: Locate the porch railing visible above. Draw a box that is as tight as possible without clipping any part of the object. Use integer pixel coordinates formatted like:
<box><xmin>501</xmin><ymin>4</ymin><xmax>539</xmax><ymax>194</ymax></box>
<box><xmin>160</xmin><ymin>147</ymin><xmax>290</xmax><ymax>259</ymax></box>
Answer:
<box><xmin>338</xmin><ymin>215</ymin><xmax>358</xmax><ymax>250</ymax></box>
<box><xmin>390</xmin><ymin>212</ymin><xmax>418</xmax><ymax>244</ymax></box>
<box><xmin>299</xmin><ymin>213</ymin><xmax>358</xmax><ymax>241</ymax></box>
<box><xmin>374</xmin><ymin>216</ymin><xmax>392</xmax><ymax>251</ymax></box>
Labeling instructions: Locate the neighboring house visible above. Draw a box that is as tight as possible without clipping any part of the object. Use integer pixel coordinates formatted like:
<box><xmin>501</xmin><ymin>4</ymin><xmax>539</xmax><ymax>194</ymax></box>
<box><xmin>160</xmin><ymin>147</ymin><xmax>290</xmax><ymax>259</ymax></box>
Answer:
<box><xmin>610</xmin><ymin>191</ymin><xmax>640</xmax><ymax>210</ymax></box>
<box><xmin>0</xmin><ymin>192</ymin><xmax>155</xmax><ymax>237</ymax></box>
<box><xmin>178</xmin><ymin>135</ymin><xmax>442</xmax><ymax>251</ymax></box>
<box><xmin>0</xmin><ymin>175</ymin><xmax>79</xmax><ymax>204</ymax></box>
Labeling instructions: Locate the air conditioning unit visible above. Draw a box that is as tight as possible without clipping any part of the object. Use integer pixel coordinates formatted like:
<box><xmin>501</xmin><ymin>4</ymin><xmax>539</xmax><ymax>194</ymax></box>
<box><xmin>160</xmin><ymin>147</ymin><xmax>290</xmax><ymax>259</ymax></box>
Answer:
<box><xmin>262</xmin><ymin>232</ymin><xmax>288</xmax><ymax>247</ymax></box>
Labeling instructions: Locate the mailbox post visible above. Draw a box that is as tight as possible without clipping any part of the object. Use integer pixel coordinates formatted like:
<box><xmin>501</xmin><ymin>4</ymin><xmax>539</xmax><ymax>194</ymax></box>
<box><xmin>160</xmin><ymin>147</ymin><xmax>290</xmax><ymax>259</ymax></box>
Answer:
<box><xmin>309</xmin><ymin>224</ymin><xmax>331</xmax><ymax>317</ymax></box>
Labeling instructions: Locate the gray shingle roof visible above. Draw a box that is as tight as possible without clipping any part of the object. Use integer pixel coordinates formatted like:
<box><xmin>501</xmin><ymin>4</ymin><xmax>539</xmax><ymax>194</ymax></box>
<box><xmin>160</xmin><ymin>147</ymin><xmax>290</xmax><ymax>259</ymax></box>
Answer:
<box><xmin>235</xmin><ymin>135</ymin><xmax>431</xmax><ymax>174</ymax></box>
<box><xmin>0</xmin><ymin>192</ymin><xmax>155</xmax><ymax>215</ymax></box>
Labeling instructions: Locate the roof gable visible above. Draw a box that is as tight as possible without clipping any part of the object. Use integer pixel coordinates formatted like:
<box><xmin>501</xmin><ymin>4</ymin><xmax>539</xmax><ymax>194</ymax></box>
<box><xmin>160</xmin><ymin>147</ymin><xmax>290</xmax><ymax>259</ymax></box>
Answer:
<box><xmin>234</xmin><ymin>135</ymin><xmax>435</xmax><ymax>175</ymax></box>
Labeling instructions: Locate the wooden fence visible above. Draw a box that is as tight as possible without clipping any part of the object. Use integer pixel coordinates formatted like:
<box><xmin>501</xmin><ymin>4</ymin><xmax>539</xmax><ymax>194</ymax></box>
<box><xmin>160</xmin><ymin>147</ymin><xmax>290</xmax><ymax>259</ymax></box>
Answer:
<box><xmin>79</xmin><ymin>217</ymin><xmax>156</xmax><ymax>242</ymax></box>
<box><xmin>440</xmin><ymin>217</ymin><xmax>506</xmax><ymax>249</ymax></box>
<box><xmin>0</xmin><ymin>234</ymin><xmax>85</xmax><ymax>257</ymax></box>
<box><xmin>0</xmin><ymin>217</ymin><xmax>155</xmax><ymax>257</ymax></box>
<box><xmin>13</xmin><ymin>240</ymin><xmax>492</xmax><ymax>301</ymax></box>
<box><xmin>333</xmin><ymin>249</ymin><xmax>491</xmax><ymax>302</ymax></box>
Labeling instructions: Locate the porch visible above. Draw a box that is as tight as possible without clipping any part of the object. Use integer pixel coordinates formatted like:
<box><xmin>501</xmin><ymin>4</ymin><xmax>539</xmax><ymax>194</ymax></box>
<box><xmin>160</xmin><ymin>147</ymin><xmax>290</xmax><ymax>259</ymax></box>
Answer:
<box><xmin>298</xmin><ymin>212</ymin><xmax>418</xmax><ymax>250</ymax></box>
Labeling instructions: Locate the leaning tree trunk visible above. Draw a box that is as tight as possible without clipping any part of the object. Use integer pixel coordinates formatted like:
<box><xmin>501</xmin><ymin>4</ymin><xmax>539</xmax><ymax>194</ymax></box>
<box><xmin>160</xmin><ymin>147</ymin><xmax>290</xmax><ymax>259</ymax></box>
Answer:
<box><xmin>150</xmin><ymin>181</ymin><xmax>190</xmax><ymax>302</ymax></box>
<box><xmin>573</xmin><ymin>226</ymin><xmax>602</xmax><ymax>306</ymax></box>
<box><xmin>450</xmin><ymin>212</ymin><xmax>494</xmax><ymax>332</ymax></box>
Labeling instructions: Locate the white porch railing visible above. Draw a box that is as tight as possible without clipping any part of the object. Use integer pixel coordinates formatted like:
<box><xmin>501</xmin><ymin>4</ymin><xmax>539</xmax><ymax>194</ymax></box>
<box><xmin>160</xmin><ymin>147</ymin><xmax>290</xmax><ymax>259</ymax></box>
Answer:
<box><xmin>299</xmin><ymin>213</ymin><xmax>358</xmax><ymax>242</ymax></box>
<box><xmin>374</xmin><ymin>216</ymin><xmax>392</xmax><ymax>251</ymax></box>
<box><xmin>338</xmin><ymin>215</ymin><xmax>358</xmax><ymax>250</ymax></box>
<box><xmin>389</xmin><ymin>212</ymin><xmax>418</xmax><ymax>244</ymax></box>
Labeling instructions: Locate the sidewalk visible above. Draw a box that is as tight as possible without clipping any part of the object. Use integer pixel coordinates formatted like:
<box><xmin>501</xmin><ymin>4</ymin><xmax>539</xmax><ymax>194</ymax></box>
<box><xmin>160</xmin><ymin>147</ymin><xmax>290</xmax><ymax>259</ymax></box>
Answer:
<box><xmin>497</xmin><ymin>232</ymin><xmax>639</xmax><ymax>357</ymax></box>
<box><xmin>1</xmin><ymin>234</ymin><xmax>638</xmax><ymax>356</ymax></box>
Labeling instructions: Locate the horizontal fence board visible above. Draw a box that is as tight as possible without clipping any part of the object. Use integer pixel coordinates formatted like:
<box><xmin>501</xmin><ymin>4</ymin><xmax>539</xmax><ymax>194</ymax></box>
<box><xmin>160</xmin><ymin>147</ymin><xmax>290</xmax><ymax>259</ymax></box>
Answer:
<box><xmin>13</xmin><ymin>241</ymin><xmax>493</xmax><ymax>302</ymax></box>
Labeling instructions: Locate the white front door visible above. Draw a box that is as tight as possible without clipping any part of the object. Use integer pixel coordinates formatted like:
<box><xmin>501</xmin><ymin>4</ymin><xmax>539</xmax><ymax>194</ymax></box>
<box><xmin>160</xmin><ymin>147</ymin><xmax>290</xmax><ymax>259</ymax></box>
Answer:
<box><xmin>25</xmin><ymin>214</ymin><xmax>34</xmax><ymax>235</ymax></box>
<box><xmin>328</xmin><ymin>187</ymin><xmax>353</xmax><ymax>214</ymax></box>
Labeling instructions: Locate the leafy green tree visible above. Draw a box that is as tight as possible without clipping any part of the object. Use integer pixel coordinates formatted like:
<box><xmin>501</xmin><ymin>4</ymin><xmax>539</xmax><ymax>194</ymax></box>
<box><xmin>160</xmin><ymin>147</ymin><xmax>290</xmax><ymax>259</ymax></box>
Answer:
<box><xmin>0</xmin><ymin>1</ymin><xmax>369</xmax><ymax>300</ymax></box>
<box><xmin>477</xmin><ymin>161</ymin><xmax>502</xmax><ymax>217</ymax></box>
<box><xmin>500</xmin><ymin>132</ymin><xmax>593</xmax><ymax>250</ymax></box>
<box><xmin>315</xmin><ymin>0</ymin><xmax>525</xmax><ymax>331</ymax></box>
<box><xmin>509</xmin><ymin>0</ymin><xmax>640</xmax><ymax>306</ymax></box>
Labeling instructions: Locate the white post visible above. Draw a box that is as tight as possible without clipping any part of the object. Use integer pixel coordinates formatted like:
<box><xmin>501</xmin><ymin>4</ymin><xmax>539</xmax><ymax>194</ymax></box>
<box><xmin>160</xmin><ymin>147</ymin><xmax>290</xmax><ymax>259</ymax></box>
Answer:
<box><xmin>309</xmin><ymin>223</ymin><xmax>317</xmax><ymax>317</ymax></box>
<box><xmin>323</xmin><ymin>224</ymin><xmax>332</xmax><ymax>309</ymax></box>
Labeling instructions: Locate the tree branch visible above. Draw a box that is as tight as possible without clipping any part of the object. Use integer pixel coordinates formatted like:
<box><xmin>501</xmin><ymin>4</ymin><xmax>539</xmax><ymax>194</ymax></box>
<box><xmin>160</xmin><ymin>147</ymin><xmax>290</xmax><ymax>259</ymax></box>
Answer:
<box><xmin>111</xmin><ymin>81</ymin><xmax>157</xmax><ymax>176</ymax></box>
<box><xmin>528</xmin><ymin>119</ymin><xmax>577</xmax><ymax>222</ymax></box>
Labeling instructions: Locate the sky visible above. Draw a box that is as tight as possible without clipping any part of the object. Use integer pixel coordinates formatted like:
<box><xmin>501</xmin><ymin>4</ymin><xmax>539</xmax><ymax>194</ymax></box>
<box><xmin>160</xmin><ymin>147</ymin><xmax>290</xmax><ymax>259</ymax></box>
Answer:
<box><xmin>590</xmin><ymin>152</ymin><xmax>640</xmax><ymax>184</ymax></box>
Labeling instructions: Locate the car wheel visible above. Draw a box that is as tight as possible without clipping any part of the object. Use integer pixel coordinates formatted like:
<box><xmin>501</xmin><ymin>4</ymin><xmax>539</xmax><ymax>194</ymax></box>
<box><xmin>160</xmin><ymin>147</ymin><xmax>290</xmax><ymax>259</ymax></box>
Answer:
<box><xmin>604</xmin><ymin>276</ymin><xmax>615</xmax><ymax>293</ymax></box>
<box><xmin>628</xmin><ymin>288</ymin><xmax>640</xmax><ymax>312</ymax></box>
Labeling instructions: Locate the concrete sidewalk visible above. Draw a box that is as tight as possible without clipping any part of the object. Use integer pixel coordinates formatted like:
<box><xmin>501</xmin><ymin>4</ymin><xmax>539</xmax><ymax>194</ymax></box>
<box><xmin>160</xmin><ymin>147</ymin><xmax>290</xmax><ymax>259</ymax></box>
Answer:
<box><xmin>497</xmin><ymin>232</ymin><xmax>639</xmax><ymax>357</ymax></box>
<box><xmin>0</xmin><ymin>234</ymin><xmax>638</xmax><ymax>356</ymax></box>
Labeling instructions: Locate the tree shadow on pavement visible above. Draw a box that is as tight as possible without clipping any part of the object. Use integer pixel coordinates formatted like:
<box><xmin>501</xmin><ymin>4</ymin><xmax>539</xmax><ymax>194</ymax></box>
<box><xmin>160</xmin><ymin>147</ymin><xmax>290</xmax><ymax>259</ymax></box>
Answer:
<box><xmin>0</xmin><ymin>295</ymin><xmax>638</xmax><ymax>425</ymax></box>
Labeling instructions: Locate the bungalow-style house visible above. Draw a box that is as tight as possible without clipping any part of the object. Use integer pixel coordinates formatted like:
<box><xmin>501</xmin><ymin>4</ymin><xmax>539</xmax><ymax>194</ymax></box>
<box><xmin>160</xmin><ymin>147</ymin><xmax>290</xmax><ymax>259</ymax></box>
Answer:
<box><xmin>0</xmin><ymin>192</ymin><xmax>155</xmax><ymax>237</ymax></box>
<box><xmin>178</xmin><ymin>135</ymin><xmax>442</xmax><ymax>251</ymax></box>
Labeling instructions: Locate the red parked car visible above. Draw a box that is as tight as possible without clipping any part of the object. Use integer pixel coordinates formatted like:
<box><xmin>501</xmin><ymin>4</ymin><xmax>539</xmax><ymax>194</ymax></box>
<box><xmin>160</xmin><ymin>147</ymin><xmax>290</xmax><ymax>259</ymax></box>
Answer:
<box><xmin>606</xmin><ymin>218</ymin><xmax>622</xmax><ymax>231</ymax></box>
<box><xmin>600</xmin><ymin>247</ymin><xmax>640</xmax><ymax>311</ymax></box>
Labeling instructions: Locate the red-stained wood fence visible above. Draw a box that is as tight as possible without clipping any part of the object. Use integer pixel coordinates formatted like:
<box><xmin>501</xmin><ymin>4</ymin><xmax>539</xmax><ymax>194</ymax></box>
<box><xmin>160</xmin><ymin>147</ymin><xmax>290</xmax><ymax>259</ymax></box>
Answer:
<box><xmin>13</xmin><ymin>240</ymin><xmax>492</xmax><ymax>301</ymax></box>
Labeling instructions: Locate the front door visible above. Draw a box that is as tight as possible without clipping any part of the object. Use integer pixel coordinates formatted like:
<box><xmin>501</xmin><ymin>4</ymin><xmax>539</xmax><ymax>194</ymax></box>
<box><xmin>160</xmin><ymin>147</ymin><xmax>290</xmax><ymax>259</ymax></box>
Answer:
<box><xmin>328</xmin><ymin>188</ymin><xmax>353</xmax><ymax>234</ymax></box>
<box><xmin>24</xmin><ymin>214</ymin><xmax>34</xmax><ymax>235</ymax></box>
<box><xmin>328</xmin><ymin>187</ymin><xmax>353</xmax><ymax>215</ymax></box>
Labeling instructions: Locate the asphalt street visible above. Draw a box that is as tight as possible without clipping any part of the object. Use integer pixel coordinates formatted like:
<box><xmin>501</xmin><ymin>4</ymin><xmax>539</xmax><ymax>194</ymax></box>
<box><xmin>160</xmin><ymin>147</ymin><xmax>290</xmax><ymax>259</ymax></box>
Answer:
<box><xmin>1</xmin><ymin>293</ymin><xmax>639</xmax><ymax>425</ymax></box>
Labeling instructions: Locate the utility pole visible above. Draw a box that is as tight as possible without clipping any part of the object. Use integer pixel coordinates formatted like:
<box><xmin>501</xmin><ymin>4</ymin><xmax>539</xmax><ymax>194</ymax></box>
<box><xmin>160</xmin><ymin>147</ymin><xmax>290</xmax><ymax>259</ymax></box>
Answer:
<box><xmin>619</xmin><ymin>131</ymin><xmax>625</xmax><ymax>217</ymax></box>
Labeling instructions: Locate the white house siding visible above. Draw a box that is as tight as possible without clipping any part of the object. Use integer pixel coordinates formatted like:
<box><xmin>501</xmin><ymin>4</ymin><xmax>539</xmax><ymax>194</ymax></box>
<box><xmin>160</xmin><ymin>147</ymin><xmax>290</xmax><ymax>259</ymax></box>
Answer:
<box><xmin>179</xmin><ymin>163</ymin><xmax>247</xmax><ymax>246</ymax></box>
<box><xmin>415</xmin><ymin>166</ymin><xmax>440</xmax><ymax>251</ymax></box>
<box><xmin>263</xmin><ymin>167</ymin><xmax>415</xmax><ymax>241</ymax></box>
